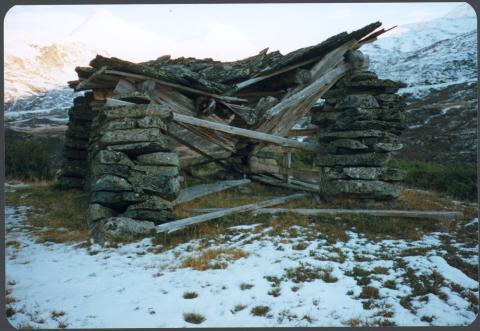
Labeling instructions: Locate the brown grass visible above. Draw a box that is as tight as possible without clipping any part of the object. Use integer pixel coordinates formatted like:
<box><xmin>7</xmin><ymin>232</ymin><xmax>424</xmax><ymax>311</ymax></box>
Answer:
<box><xmin>183</xmin><ymin>312</ymin><xmax>205</xmax><ymax>324</ymax></box>
<box><xmin>250</xmin><ymin>305</ymin><xmax>270</xmax><ymax>316</ymax></box>
<box><xmin>179</xmin><ymin>248</ymin><xmax>248</xmax><ymax>271</ymax></box>
<box><xmin>6</xmin><ymin>182</ymin><xmax>89</xmax><ymax>244</ymax></box>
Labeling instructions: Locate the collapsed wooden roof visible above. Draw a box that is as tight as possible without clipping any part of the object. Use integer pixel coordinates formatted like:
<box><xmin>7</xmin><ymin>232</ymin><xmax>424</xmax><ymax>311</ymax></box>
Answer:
<box><xmin>68</xmin><ymin>22</ymin><xmax>395</xmax><ymax>157</ymax></box>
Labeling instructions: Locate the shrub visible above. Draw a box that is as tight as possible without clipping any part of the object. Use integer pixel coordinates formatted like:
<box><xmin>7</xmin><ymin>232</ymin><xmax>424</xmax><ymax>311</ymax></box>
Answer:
<box><xmin>5</xmin><ymin>137</ymin><xmax>55</xmax><ymax>181</ymax></box>
<box><xmin>390</xmin><ymin>159</ymin><xmax>477</xmax><ymax>201</ymax></box>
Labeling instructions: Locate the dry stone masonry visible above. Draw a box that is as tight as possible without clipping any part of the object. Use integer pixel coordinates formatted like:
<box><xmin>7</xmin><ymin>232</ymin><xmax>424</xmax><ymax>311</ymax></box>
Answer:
<box><xmin>58</xmin><ymin>93</ymin><xmax>95</xmax><ymax>189</ymax></box>
<box><xmin>312</xmin><ymin>50</ymin><xmax>407</xmax><ymax>200</ymax></box>
<box><xmin>86</xmin><ymin>104</ymin><xmax>180</xmax><ymax>242</ymax></box>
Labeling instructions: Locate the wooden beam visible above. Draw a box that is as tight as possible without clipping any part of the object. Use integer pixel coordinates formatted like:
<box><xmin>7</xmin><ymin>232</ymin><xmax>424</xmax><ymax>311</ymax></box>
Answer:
<box><xmin>160</xmin><ymin>109</ymin><xmax>321</xmax><ymax>152</ymax></box>
<box><xmin>288</xmin><ymin>129</ymin><xmax>318</xmax><ymax>137</ymax></box>
<box><xmin>256</xmin><ymin>62</ymin><xmax>349</xmax><ymax>136</ymax></box>
<box><xmin>249</xmin><ymin>157</ymin><xmax>322</xmax><ymax>181</ymax></box>
<box><xmin>156</xmin><ymin>193</ymin><xmax>306</xmax><ymax>233</ymax></box>
<box><xmin>187</xmin><ymin>208</ymin><xmax>463</xmax><ymax>220</ymax></box>
<box><xmin>174</xmin><ymin>179</ymin><xmax>251</xmax><ymax>205</ymax></box>
<box><xmin>166</xmin><ymin>129</ymin><xmax>229</xmax><ymax>169</ymax></box>
<box><xmin>250</xmin><ymin>174</ymin><xmax>320</xmax><ymax>193</ymax></box>
<box><xmin>104</xmin><ymin>69</ymin><xmax>247</xmax><ymax>103</ymax></box>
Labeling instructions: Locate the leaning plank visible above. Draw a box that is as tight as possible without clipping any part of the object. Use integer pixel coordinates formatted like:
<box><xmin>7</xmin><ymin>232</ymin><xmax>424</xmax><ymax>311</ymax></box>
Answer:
<box><xmin>156</xmin><ymin>193</ymin><xmax>306</xmax><ymax>233</ymax></box>
<box><xmin>166</xmin><ymin>129</ymin><xmax>229</xmax><ymax>169</ymax></box>
<box><xmin>187</xmin><ymin>208</ymin><xmax>463</xmax><ymax>220</ymax></box>
<box><xmin>163</xmin><ymin>110</ymin><xmax>321</xmax><ymax>152</ymax></box>
<box><xmin>173</xmin><ymin>179</ymin><xmax>251</xmax><ymax>205</ymax></box>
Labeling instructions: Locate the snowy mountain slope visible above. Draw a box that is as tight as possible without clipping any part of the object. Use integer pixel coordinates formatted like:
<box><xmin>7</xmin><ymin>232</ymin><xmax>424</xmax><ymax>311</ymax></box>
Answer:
<box><xmin>361</xmin><ymin>3</ymin><xmax>477</xmax><ymax>164</ymax></box>
<box><xmin>365</xmin><ymin>30</ymin><xmax>477</xmax><ymax>98</ymax></box>
<box><xmin>4</xmin><ymin>42</ymin><xmax>104</xmax><ymax>102</ymax></box>
<box><xmin>364</xmin><ymin>3</ymin><xmax>475</xmax><ymax>54</ymax></box>
<box><xmin>362</xmin><ymin>3</ymin><xmax>477</xmax><ymax>96</ymax></box>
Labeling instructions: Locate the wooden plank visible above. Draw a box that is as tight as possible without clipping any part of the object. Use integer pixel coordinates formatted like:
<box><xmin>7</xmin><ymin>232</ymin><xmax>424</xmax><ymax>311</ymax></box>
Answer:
<box><xmin>166</xmin><ymin>129</ymin><xmax>229</xmax><ymax>169</ymax></box>
<box><xmin>169</xmin><ymin>111</ymin><xmax>321</xmax><ymax>152</ymax></box>
<box><xmin>250</xmin><ymin>174</ymin><xmax>320</xmax><ymax>193</ymax></box>
<box><xmin>249</xmin><ymin>157</ymin><xmax>322</xmax><ymax>181</ymax></box>
<box><xmin>157</xmin><ymin>193</ymin><xmax>306</xmax><ymax>233</ymax></box>
<box><xmin>187</xmin><ymin>208</ymin><xmax>464</xmax><ymax>220</ymax></box>
<box><xmin>104</xmin><ymin>69</ymin><xmax>247</xmax><ymax>103</ymax></box>
<box><xmin>288</xmin><ymin>129</ymin><xmax>318</xmax><ymax>137</ymax></box>
<box><xmin>174</xmin><ymin>179</ymin><xmax>251</xmax><ymax>205</ymax></box>
<box><xmin>256</xmin><ymin>62</ymin><xmax>349</xmax><ymax>136</ymax></box>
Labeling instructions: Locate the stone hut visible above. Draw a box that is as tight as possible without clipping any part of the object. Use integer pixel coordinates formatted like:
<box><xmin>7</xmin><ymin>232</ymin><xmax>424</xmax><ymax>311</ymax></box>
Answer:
<box><xmin>58</xmin><ymin>21</ymin><xmax>406</xmax><ymax>240</ymax></box>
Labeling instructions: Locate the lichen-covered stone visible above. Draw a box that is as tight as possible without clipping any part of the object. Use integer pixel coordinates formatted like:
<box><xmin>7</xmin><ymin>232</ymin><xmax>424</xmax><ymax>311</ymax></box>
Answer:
<box><xmin>323</xmin><ymin>179</ymin><xmax>400</xmax><ymax>200</ymax></box>
<box><xmin>92</xmin><ymin>175</ymin><xmax>133</xmax><ymax>192</ymax></box>
<box><xmin>123</xmin><ymin>209</ymin><xmax>173</xmax><ymax>224</ymax></box>
<box><xmin>317</xmin><ymin>130</ymin><xmax>396</xmax><ymax>142</ymax></box>
<box><xmin>317</xmin><ymin>153</ymin><xmax>390</xmax><ymax>167</ymax></box>
<box><xmin>90</xmin><ymin>217</ymin><xmax>155</xmax><ymax>244</ymax></box>
<box><xmin>90</xmin><ymin>191</ymin><xmax>145</xmax><ymax>208</ymax></box>
<box><xmin>106</xmin><ymin>141</ymin><xmax>171</xmax><ymax>156</ymax></box>
<box><xmin>335</xmin><ymin>94</ymin><xmax>380</xmax><ymax>110</ymax></box>
<box><xmin>99</xmin><ymin>128</ymin><xmax>163</xmax><ymax>146</ymax></box>
<box><xmin>136</xmin><ymin>152</ymin><xmax>180</xmax><ymax>166</ymax></box>
<box><xmin>324</xmin><ymin>167</ymin><xmax>406</xmax><ymax>181</ymax></box>
<box><xmin>86</xmin><ymin>203</ymin><xmax>116</xmax><ymax>225</ymax></box>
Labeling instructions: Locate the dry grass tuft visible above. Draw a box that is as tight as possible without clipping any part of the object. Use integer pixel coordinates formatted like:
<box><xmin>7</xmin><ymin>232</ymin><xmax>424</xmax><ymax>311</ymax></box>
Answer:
<box><xmin>179</xmin><ymin>248</ymin><xmax>248</xmax><ymax>271</ymax></box>
<box><xmin>183</xmin><ymin>312</ymin><xmax>205</xmax><ymax>324</ymax></box>
<box><xmin>250</xmin><ymin>305</ymin><xmax>270</xmax><ymax>316</ymax></box>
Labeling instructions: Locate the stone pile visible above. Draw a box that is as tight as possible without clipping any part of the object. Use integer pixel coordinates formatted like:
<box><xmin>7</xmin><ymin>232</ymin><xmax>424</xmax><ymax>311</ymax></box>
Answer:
<box><xmin>312</xmin><ymin>50</ymin><xmax>407</xmax><ymax>200</ymax></box>
<box><xmin>85</xmin><ymin>104</ymin><xmax>181</xmax><ymax>241</ymax></box>
<box><xmin>58</xmin><ymin>93</ymin><xmax>95</xmax><ymax>189</ymax></box>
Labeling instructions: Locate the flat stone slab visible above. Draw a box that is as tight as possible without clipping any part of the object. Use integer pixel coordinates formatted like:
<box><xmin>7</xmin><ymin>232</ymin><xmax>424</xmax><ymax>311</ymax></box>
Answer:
<box><xmin>91</xmin><ymin>217</ymin><xmax>155</xmax><ymax>245</ymax></box>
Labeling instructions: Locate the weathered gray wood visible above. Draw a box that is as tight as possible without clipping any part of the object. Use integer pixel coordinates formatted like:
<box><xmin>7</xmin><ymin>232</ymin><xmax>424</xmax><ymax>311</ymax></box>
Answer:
<box><xmin>157</xmin><ymin>192</ymin><xmax>306</xmax><ymax>233</ymax></box>
<box><xmin>257</xmin><ymin>63</ymin><xmax>349</xmax><ymax>136</ymax></box>
<box><xmin>249</xmin><ymin>157</ymin><xmax>323</xmax><ymax>181</ymax></box>
<box><xmin>104</xmin><ymin>69</ymin><xmax>247</xmax><ymax>103</ymax></box>
<box><xmin>174</xmin><ymin>179</ymin><xmax>251</xmax><ymax>205</ymax></box>
<box><xmin>188</xmin><ymin>208</ymin><xmax>463</xmax><ymax>220</ymax></box>
<box><xmin>166</xmin><ymin>129</ymin><xmax>229</xmax><ymax>168</ymax></box>
<box><xmin>148</xmin><ymin>104</ymin><xmax>321</xmax><ymax>152</ymax></box>
<box><xmin>250</xmin><ymin>174</ymin><xmax>320</xmax><ymax>193</ymax></box>
<box><xmin>287</xmin><ymin>129</ymin><xmax>318</xmax><ymax>137</ymax></box>
<box><xmin>105</xmin><ymin>98</ymin><xmax>136</xmax><ymax>107</ymax></box>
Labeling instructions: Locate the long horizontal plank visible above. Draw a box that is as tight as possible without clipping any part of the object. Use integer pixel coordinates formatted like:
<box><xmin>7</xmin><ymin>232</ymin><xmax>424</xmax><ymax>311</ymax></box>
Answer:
<box><xmin>170</xmin><ymin>112</ymin><xmax>320</xmax><ymax>152</ymax></box>
<box><xmin>174</xmin><ymin>179</ymin><xmax>251</xmax><ymax>205</ymax></box>
<box><xmin>188</xmin><ymin>208</ymin><xmax>463</xmax><ymax>220</ymax></box>
<box><xmin>250</xmin><ymin>175</ymin><xmax>320</xmax><ymax>193</ymax></box>
<box><xmin>157</xmin><ymin>193</ymin><xmax>306</xmax><ymax>233</ymax></box>
<box><xmin>104</xmin><ymin>69</ymin><xmax>247</xmax><ymax>103</ymax></box>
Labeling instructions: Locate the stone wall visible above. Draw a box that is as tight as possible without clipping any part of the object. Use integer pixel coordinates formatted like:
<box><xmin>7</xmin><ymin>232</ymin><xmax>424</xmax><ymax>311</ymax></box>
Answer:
<box><xmin>312</xmin><ymin>50</ymin><xmax>407</xmax><ymax>200</ymax></box>
<box><xmin>58</xmin><ymin>93</ymin><xmax>95</xmax><ymax>189</ymax></box>
<box><xmin>85</xmin><ymin>104</ymin><xmax>181</xmax><ymax>241</ymax></box>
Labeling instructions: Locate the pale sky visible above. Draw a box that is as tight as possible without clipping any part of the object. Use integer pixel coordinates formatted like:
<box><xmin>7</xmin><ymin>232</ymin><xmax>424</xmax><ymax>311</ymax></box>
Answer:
<box><xmin>3</xmin><ymin>2</ymin><xmax>473</xmax><ymax>62</ymax></box>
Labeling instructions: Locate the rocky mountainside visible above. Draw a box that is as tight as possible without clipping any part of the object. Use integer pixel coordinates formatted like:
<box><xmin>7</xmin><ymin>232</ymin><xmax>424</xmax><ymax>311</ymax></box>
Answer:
<box><xmin>362</xmin><ymin>3</ymin><xmax>477</xmax><ymax>164</ymax></box>
<box><xmin>4</xmin><ymin>42</ymin><xmax>105</xmax><ymax>131</ymax></box>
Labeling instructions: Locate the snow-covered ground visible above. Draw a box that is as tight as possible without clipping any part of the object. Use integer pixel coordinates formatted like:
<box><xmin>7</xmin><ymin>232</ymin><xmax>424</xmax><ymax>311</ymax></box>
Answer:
<box><xmin>5</xmin><ymin>190</ymin><xmax>479</xmax><ymax>328</ymax></box>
